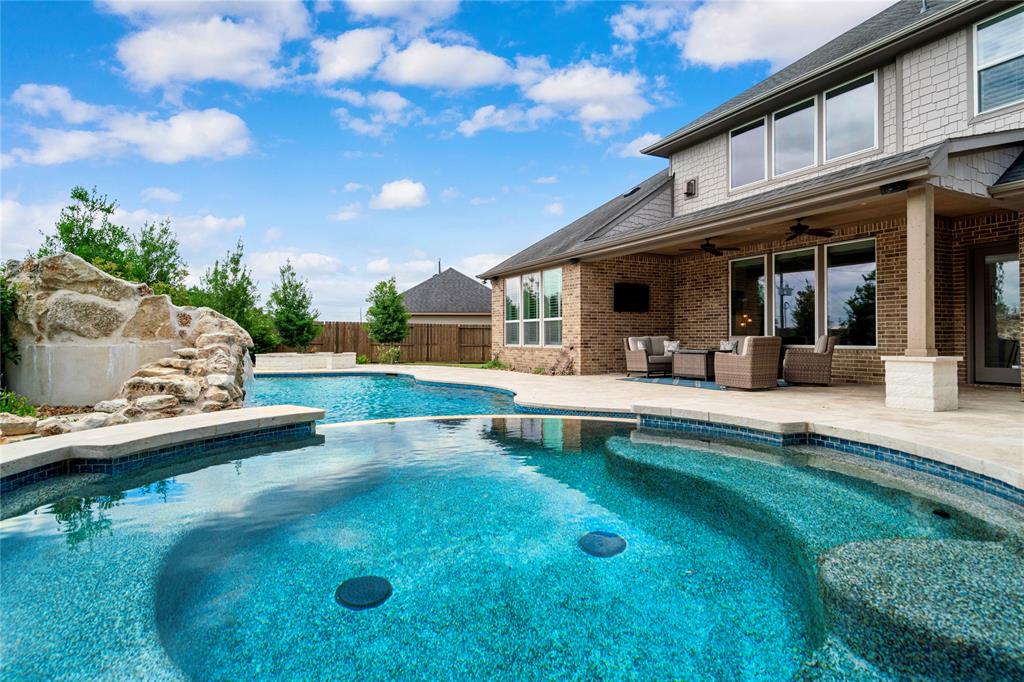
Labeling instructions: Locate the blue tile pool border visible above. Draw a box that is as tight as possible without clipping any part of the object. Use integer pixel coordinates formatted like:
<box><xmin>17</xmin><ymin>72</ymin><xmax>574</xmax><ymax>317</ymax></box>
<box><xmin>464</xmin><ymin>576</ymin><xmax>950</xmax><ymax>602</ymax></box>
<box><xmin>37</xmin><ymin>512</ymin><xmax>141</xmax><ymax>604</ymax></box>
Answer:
<box><xmin>0</xmin><ymin>421</ymin><xmax>317</xmax><ymax>495</ymax></box>
<box><xmin>638</xmin><ymin>414</ymin><xmax>1024</xmax><ymax>507</ymax></box>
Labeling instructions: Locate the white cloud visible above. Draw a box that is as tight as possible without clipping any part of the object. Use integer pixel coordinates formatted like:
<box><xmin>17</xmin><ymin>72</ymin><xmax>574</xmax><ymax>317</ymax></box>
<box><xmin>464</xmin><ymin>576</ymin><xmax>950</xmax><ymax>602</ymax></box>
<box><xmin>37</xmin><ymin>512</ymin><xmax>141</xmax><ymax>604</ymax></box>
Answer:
<box><xmin>365</xmin><ymin>256</ymin><xmax>436</xmax><ymax>281</ymax></box>
<box><xmin>610</xmin><ymin>2</ymin><xmax>688</xmax><ymax>43</ymax></box>
<box><xmin>469</xmin><ymin>196</ymin><xmax>496</xmax><ymax>205</ymax></box>
<box><xmin>525</xmin><ymin>62</ymin><xmax>652</xmax><ymax>139</ymax></box>
<box><xmin>312</xmin><ymin>28</ymin><xmax>393</xmax><ymax>83</ymax></box>
<box><xmin>369</xmin><ymin>179</ymin><xmax>428</xmax><ymax>209</ymax></box>
<box><xmin>441</xmin><ymin>187</ymin><xmax>460</xmax><ymax>200</ymax></box>
<box><xmin>345</xmin><ymin>182</ymin><xmax>370</xmax><ymax>192</ymax></box>
<box><xmin>264</xmin><ymin>227</ymin><xmax>283</xmax><ymax>242</ymax></box>
<box><xmin>0</xmin><ymin>196</ymin><xmax>64</xmax><ymax>256</ymax></box>
<box><xmin>329</xmin><ymin>203</ymin><xmax>361</xmax><ymax>221</ymax></box>
<box><xmin>455</xmin><ymin>253</ymin><xmax>507</xmax><ymax>278</ymax></box>
<box><xmin>99</xmin><ymin>1</ymin><xmax>311</xmax><ymax>91</ymax></box>
<box><xmin>10</xmin><ymin>84</ymin><xmax>105</xmax><ymax>124</ymax></box>
<box><xmin>614</xmin><ymin>131</ymin><xmax>662</xmax><ymax>158</ymax></box>
<box><xmin>141</xmin><ymin>186</ymin><xmax>182</xmax><ymax>203</ymax></box>
<box><xmin>456</xmin><ymin>104</ymin><xmax>554</xmax><ymax>137</ymax></box>
<box><xmin>543</xmin><ymin>202</ymin><xmax>564</xmax><ymax>216</ymax></box>
<box><xmin>377</xmin><ymin>39</ymin><xmax>513</xmax><ymax>89</ymax></box>
<box><xmin>332</xmin><ymin>89</ymin><xmax>415</xmax><ymax>136</ymax></box>
<box><xmin>343</xmin><ymin>0</ymin><xmax>459</xmax><ymax>33</ymax></box>
<box><xmin>6</xmin><ymin>88</ymin><xmax>252</xmax><ymax>166</ymax></box>
<box><xmin>533</xmin><ymin>176</ymin><xmax>558</xmax><ymax>184</ymax></box>
<box><xmin>249</xmin><ymin>249</ymin><xmax>342</xmax><ymax>279</ymax></box>
<box><xmin>678</xmin><ymin>0</ymin><xmax>891</xmax><ymax>71</ymax></box>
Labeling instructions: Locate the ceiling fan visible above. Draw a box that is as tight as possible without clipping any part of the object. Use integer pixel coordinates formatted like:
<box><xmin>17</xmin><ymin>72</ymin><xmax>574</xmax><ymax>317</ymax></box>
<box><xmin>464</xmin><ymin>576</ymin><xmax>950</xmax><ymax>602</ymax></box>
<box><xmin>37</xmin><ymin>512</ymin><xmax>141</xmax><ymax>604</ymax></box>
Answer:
<box><xmin>679</xmin><ymin>238</ymin><xmax>740</xmax><ymax>257</ymax></box>
<box><xmin>786</xmin><ymin>217</ymin><xmax>834</xmax><ymax>241</ymax></box>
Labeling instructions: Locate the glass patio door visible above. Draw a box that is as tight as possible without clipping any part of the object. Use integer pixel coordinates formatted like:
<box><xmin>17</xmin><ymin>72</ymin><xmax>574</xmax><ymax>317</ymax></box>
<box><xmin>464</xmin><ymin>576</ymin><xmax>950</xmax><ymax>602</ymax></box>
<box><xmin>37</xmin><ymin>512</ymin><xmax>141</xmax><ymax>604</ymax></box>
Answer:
<box><xmin>973</xmin><ymin>244</ymin><xmax>1021</xmax><ymax>384</ymax></box>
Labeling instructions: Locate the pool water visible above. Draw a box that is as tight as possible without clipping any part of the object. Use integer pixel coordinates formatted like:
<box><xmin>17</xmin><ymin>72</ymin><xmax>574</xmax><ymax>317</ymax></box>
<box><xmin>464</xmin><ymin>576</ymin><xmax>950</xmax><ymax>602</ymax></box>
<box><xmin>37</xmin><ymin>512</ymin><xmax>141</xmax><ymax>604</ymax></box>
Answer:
<box><xmin>0</xmin><ymin>418</ymin><xmax>992</xmax><ymax>681</ymax></box>
<box><xmin>248</xmin><ymin>374</ymin><xmax>516</xmax><ymax>423</ymax></box>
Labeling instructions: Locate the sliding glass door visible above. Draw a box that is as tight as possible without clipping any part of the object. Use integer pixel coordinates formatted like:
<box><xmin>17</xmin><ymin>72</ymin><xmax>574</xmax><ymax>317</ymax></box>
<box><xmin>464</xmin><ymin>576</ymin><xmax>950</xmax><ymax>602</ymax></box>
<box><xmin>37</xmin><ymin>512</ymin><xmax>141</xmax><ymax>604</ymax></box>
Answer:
<box><xmin>973</xmin><ymin>243</ymin><xmax>1021</xmax><ymax>384</ymax></box>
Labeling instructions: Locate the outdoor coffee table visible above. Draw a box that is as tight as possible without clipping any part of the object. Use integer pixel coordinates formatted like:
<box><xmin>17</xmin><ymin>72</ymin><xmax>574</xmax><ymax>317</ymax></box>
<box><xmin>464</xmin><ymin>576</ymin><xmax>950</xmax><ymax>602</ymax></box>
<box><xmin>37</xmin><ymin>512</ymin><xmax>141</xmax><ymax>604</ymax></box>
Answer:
<box><xmin>671</xmin><ymin>349</ymin><xmax>722</xmax><ymax>380</ymax></box>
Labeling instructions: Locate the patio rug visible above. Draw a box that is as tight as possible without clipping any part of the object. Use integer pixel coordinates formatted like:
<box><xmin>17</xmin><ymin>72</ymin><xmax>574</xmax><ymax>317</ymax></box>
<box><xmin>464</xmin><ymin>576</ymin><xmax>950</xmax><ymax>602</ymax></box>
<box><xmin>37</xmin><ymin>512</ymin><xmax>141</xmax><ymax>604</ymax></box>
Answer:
<box><xmin>622</xmin><ymin>377</ymin><xmax>788</xmax><ymax>390</ymax></box>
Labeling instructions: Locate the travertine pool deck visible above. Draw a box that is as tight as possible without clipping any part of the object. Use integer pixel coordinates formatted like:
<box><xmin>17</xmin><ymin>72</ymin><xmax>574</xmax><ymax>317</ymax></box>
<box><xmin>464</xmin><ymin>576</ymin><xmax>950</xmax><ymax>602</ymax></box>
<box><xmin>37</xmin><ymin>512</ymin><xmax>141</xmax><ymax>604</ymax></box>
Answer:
<box><xmin>257</xmin><ymin>365</ymin><xmax>1024</xmax><ymax>491</ymax></box>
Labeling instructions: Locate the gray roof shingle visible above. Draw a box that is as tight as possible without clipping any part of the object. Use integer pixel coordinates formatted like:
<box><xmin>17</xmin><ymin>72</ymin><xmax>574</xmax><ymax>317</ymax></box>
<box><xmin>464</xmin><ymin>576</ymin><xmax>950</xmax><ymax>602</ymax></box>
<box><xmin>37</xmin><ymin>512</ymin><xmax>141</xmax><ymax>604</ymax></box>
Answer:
<box><xmin>644</xmin><ymin>0</ymin><xmax>963</xmax><ymax>156</ymax></box>
<box><xmin>995</xmin><ymin>150</ymin><xmax>1024</xmax><ymax>186</ymax></box>
<box><xmin>401</xmin><ymin>268</ymin><xmax>492</xmax><ymax>314</ymax></box>
<box><xmin>479</xmin><ymin>169</ymin><xmax>671</xmax><ymax>278</ymax></box>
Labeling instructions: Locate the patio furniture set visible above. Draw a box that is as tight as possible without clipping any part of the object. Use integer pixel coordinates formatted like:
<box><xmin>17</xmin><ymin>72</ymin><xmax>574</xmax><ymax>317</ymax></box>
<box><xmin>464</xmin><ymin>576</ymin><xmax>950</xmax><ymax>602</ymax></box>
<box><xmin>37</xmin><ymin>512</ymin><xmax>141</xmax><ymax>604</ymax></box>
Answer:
<box><xmin>623</xmin><ymin>335</ymin><xmax>837</xmax><ymax>390</ymax></box>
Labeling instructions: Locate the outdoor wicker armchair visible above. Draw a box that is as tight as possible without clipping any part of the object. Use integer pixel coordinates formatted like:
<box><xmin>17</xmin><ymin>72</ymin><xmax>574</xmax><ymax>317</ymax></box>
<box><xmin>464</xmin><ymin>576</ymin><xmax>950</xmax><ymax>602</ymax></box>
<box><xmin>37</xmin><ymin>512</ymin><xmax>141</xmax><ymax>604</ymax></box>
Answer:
<box><xmin>714</xmin><ymin>336</ymin><xmax>782</xmax><ymax>390</ymax></box>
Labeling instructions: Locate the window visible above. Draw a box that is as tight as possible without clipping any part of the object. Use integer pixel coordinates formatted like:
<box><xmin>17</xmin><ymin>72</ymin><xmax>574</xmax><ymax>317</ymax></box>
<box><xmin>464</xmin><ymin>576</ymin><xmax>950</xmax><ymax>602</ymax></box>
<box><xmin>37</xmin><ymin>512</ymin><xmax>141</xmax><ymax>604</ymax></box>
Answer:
<box><xmin>729</xmin><ymin>257</ymin><xmax>766</xmax><ymax>336</ymax></box>
<box><xmin>504</xmin><ymin>277</ymin><xmax>521</xmax><ymax>345</ymax></box>
<box><xmin>729</xmin><ymin>118</ymin><xmax>766</xmax><ymax>188</ymax></box>
<box><xmin>773</xmin><ymin>99</ymin><xmax>816</xmax><ymax>176</ymax></box>
<box><xmin>522</xmin><ymin>272</ymin><xmax>541</xmax><ymax>346</ymax></box>
<box><xmin>824</xmin><ymin>74</ymin><xmax>877</xmax><ymax>160</ymax></box>
<box><xmin>773</xmin><ymin>249</ymin><xmax>816</xmax><ymax>345</ymax></box>
<box><xmin>826</xmin><ymin>239</ymin><xmax>876</xmax><ymax>346</ymax></box>
<box><xmin>975</xmin><ymin>5</ymin><xmax>1024</xmax><ymax>114</ymax></box>
<box><xmin>503</xmin><ymin>268</ymin><xmax>563</xmax><ymax>347</ymax></box>
<box><xmin>542</xmin><ymin>268</ymin><xmax>562</xmax><ymax>346</ymax></box>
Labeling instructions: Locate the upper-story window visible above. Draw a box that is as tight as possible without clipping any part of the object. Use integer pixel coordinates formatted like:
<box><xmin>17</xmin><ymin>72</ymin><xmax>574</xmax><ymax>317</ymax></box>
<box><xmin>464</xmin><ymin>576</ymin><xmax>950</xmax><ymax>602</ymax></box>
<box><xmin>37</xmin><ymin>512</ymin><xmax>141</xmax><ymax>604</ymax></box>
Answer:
<box><xmin>975</xmin><ymin>4</ymin><xmax>1024</xmax><ymax>114</ymax></box>
<box><xmin>773</xmin><ymin>99</ymin><xmax>816</xmax><ymax>176</ymax></box>
<box><xmin>824</xmin><ymin>73</ymin><xmax>877</xmax><ymax>161</ymax></box>
<box><xmin>729</xmin><ymin>118</ymin><xmax>766</xmax><ymax>189</ymax></box>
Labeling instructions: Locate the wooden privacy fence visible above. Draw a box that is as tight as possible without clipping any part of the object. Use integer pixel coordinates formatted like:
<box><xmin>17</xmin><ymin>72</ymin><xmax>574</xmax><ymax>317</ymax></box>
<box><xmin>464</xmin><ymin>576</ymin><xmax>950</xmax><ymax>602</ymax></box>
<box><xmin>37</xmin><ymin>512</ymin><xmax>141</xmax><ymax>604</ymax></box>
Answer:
<box><xmin>308</xmin><ymin>322</ymin><xmax>492</xmax><ymax>364</ymax></box>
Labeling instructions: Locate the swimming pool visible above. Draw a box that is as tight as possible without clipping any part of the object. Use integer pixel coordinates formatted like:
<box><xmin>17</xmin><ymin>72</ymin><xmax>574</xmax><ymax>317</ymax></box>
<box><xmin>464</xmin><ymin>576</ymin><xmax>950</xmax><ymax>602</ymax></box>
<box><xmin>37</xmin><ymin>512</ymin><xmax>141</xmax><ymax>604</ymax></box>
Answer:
<box><xmin>248</xmin><ymin>373</ymin><xmax>516</xmax><ymax>422</ymax></box>
<box><xmin>2</xmin><ymin>418</ymin><xmax>1020</xmax><ymax>680</ymax></box>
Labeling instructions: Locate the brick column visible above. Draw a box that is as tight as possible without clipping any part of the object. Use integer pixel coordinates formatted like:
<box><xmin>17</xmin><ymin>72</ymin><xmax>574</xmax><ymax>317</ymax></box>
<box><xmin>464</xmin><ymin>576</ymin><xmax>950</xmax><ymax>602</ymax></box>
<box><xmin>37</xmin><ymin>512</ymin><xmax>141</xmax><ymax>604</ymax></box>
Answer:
<box><xmin>905</xmin><ymin>184</ymin><xmax>936</xmax><ymax>357</ymax></box>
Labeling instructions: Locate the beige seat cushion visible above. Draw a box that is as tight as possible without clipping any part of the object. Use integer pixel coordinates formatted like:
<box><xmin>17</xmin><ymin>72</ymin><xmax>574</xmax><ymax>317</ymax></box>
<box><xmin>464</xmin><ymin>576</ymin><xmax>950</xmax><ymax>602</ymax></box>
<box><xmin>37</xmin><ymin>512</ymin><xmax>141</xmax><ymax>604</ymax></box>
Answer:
<box><xmin>648</xmin><ymin>355</ymin><xmax>672</xmax><ymax>365</ymax></box>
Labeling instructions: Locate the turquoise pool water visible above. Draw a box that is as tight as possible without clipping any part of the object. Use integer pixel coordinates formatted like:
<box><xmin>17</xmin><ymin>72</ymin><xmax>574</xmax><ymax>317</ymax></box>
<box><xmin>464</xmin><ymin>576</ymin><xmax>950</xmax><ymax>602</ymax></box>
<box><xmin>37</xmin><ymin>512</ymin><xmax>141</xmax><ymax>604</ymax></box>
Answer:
<box><xmin>1</xmin><ymin>418</ymin><xmax>1001</xmax><ymax>681</ymax></box>
<box><xmin>248</xmin><ymin>374</ymin><xmax>516</xmax><ymax>422</ymax></box>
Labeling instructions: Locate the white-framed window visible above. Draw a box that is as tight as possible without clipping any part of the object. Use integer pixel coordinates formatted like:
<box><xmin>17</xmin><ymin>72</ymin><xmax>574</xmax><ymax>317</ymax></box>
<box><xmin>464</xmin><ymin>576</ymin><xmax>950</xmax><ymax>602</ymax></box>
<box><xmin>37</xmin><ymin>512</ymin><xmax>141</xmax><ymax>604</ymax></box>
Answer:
<box><xmin>824</xmin><ymin>73</ymin><xmax>878</xmax><ymax>161</ymax></box>
<box><xmin>503</xmin><ymin>268</ymin><xmax>563</xmax><ymax>347</ymax></box>
<box><xmin>729</xmin><ymin>255</ymin><xmax>767</xmax><ymax>336</ymax></box>
<box><xmin>729</xmin><ymin>117</ymin><xmax>767</xmax><ymax>189</ymax></box>
<box><xmin>772</xmin><ymin>98</ymin><xmax>816</xmax><ymax>177</ymax></box>
<box><xmin>825</xmin><ymin>238</ymin><xmax>877</xmax><ymax>347</ymax></box>
<box><xmin>772</xmin><ymin>248</ymin><xmax>817</xmax><ymax>345</ymax></box>
<box><xmin>974</xmin><ymin>4</ymin><xmax>1024</xmax><ymax>115</ymax></box>
<box><xmin>504</xmin><ymin>276</ymin><xmax>521</xmax><ymax>345</ymax></box>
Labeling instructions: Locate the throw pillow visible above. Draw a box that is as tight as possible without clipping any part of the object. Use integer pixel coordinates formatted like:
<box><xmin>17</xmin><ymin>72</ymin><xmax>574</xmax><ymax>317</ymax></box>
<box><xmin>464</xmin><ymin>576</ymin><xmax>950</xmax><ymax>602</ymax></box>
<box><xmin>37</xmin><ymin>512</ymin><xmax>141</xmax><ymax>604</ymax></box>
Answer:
<box><xmin>637</xmin><ymin>341</ymin><xmax>648</xmax><ymax>351</ymax></box>
<box><xmin>665</xmin><ymin>340</ymin><xmax>681</xmax><ymax>353</ymax></box>
<box><xmin>719</xmin><ymin>340</ymin><xmax>737</xmax><ymax>353</ymax></box>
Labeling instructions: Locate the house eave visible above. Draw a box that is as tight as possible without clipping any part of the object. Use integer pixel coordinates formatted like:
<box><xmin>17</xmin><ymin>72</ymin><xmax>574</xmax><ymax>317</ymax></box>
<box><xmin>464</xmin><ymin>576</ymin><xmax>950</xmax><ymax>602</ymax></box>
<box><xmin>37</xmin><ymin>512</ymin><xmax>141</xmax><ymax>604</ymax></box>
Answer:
<box><xmin>641</xmin><ymin>0</ymin><xmax>983</xmax><ymax>158</ymax></box>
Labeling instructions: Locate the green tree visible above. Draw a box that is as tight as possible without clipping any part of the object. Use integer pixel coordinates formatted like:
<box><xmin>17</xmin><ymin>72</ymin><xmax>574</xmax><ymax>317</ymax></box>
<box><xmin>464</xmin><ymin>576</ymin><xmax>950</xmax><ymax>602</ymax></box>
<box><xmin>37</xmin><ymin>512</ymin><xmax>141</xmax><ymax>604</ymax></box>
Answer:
<box><xmin>191</xmin><ymin>240</ymin><xmax>280</xmax><ymax>353</ymax></box>
<box><xmin>268</xmin><ymin>261</ymin><xmax>321</xmax><ymax>350</ymax></box>
<box><xmin>35</xmin><ymin>186</ymin><xmax>189</xmax><ymax>303</ymax></box>
<box><xmin>365</xmin><ymin>278</ymin><xmax>409</xmax><ymax>362</ymax></box>
<box><xmin>1</xmin><ymin>274</ymin><xmax>20</xmax><ymax>384</ymax></box>
<box><xmin>792</xmin><ymin>283</ymin><xmax>816</xmax><ymax>343</ymax></box>
<box><xmin>843</xmin><ymin>270</ymin><xmax>877</xmax><ymax>345</ymax></box>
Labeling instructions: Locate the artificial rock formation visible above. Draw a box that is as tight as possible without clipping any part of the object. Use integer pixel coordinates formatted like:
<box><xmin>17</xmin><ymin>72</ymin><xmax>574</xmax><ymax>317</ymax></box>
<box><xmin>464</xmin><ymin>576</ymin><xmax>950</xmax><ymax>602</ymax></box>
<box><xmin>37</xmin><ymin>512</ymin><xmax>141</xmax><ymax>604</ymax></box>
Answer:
<box><xmin>5</xmin><ymin>254</ymin><xmax>253</xmax><ymax>437</ymax></box>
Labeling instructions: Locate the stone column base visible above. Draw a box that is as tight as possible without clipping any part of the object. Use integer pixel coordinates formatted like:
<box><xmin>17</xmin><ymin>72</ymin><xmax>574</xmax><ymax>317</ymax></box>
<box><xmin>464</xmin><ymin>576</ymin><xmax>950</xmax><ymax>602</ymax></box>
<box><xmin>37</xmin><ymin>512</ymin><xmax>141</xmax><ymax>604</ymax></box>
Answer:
<box><xmin>881</xmin><ymin>355</ymin><xmax>962</xmax><ymax>412</ymax></box>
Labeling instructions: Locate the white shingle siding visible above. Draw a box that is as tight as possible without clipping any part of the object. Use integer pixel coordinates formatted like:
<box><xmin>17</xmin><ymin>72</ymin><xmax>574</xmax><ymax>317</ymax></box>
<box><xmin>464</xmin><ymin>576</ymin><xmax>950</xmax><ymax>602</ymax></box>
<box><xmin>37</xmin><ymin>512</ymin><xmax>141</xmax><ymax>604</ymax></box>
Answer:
<box><xmin>600</xmin><ymin>183</ymin><xmax>673</xmax><ymax>240</ymax></box>
<box><xmin>668</xmin><ymin>24</ymin><xmax>1024</xmax><ymax>217</ymax></box>
<box><xmin>931</xmin><ymin>146</ymin><xmax>1024</xmax><ymax>196</ymax></box>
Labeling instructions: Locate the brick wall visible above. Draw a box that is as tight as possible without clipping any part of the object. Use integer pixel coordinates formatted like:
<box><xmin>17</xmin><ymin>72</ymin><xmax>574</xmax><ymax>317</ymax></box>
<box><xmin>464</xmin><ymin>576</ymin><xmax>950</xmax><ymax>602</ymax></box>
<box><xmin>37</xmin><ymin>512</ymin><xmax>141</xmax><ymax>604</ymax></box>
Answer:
<box><xmin>577</xmin><ymin>254</ymin><xmax>676</xmax><ymax>374</ymax></box>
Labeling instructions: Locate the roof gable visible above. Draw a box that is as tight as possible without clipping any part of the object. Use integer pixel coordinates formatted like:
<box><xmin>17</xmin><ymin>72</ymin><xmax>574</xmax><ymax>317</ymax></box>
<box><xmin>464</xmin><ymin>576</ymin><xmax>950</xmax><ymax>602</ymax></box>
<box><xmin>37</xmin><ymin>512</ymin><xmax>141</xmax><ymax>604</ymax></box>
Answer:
<box><xmin>401</xmin><ymin>268</ymin><xmax>492</xmax><ymax>314</ymax></box>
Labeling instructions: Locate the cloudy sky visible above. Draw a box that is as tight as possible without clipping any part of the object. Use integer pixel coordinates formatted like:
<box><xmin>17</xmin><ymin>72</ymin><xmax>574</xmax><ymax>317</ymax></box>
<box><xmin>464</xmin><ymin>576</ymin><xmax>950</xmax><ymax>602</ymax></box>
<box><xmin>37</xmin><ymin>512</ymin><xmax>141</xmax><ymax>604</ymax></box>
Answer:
<box><xmin>1</xmin><ymin>0</ymin><xmax>891</xmax><ymax>319</ymax></box>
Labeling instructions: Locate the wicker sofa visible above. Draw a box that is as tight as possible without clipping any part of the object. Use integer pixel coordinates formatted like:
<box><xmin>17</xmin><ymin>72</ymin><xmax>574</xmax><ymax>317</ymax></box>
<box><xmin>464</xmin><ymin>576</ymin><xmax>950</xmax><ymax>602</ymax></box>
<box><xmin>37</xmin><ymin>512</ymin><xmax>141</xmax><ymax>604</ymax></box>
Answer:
<box><xmin>714</xmin><ymin>336</ymin><xmax>782</xmax><ymax>390</ymax></box>
<box><xmin>783</xmin><ymin>335</ymin><xmax>837</xmax><ymax>385</ymax></box>
<box><xmin>624</xmin><ymin>336</ymin><xmax>672</xmax><ymax>377</ymax></box>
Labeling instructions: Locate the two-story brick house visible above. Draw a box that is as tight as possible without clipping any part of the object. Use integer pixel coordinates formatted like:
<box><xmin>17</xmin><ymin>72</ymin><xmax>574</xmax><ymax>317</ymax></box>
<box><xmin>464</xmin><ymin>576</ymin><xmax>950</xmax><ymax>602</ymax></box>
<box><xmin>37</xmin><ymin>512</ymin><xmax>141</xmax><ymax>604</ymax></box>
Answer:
<box><xmin>481</xmin><ymin>0</ymin><xmax>1023</xmax><ymax>409</ymax></box>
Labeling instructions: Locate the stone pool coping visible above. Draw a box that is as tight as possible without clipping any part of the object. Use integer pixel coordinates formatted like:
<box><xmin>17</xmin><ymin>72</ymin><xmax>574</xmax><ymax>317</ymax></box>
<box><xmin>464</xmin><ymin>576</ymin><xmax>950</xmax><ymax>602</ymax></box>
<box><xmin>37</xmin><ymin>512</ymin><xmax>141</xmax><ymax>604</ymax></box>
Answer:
<box><xmin>254</xmin><ymin>366</ymin><xmax>1024</xmax><ymax>503</ymax></box>
<box><xmin>0</xmin><ymin>406</ymin><xmax>324</xmax><ymax>490</ymax></box>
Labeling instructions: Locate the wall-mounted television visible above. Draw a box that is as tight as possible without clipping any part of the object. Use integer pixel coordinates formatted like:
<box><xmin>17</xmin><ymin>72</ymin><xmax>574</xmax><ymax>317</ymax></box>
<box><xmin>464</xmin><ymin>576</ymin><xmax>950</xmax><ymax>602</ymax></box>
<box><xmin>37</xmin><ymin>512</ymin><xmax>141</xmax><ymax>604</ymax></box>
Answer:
<box><xmin>613</xmin><ymin>283</ymin><xmax>650</xmax><ymax>313</ymax></box>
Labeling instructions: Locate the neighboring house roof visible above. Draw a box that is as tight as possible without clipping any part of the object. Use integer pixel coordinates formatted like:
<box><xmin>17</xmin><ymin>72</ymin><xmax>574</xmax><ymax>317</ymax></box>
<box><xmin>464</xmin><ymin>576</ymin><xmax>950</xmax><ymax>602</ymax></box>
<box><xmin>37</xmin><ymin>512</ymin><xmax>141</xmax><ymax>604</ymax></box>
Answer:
<box><xmin>643</xmin><ymin>0</ymin><xmax>973</xmax><ymax>157</ymax></box>
<box><xmin>484</xmin><ymin>131</ymin><xmax>1024</xmax><ymax>277</ymax></box>
<box><xmin>401</xmin><ymin>268</ymin><xmax>492</xmax><ymax>314</ymax></box>
<box><xmin>994</xmin><ymin>150</ymin><xmax>1024</xmax><ymax>187</ymax></box>
<box><xmin>479</xmin><ymin>169</ymin><xmax>672</xmax><ymax>279</ymax></box>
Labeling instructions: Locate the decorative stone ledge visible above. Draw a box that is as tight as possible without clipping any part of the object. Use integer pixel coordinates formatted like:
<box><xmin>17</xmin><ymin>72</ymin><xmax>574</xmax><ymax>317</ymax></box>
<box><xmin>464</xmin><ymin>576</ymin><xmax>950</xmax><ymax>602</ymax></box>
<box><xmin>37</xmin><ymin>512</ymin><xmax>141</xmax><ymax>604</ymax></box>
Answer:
<box><xmin>255</xmin><ymin>352</ymin><xmax>356</xmax><ymax>371</ymax></box>
<box><xmin>881</xmin><ymin>355</ymin><xmax>962</xmax><ymax>412</ymax></box>
<box><xmin>0</xmin><ymin>405</ymin><xmax>324</xmax><ymax>492</ymax></box>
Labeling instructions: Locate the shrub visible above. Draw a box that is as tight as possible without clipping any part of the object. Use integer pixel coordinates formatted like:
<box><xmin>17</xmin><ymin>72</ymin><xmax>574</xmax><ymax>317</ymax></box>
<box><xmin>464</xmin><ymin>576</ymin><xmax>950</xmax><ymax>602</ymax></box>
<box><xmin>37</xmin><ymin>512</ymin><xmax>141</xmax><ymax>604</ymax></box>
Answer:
<box><xmin>0</xmin><ymin>390</ymin><xmax>36</xmax><ymax>417</ymax></box>
<box><xmin>356</xmin><ymin>354</ymin><xmax>370</xmax><ymax>365</ymax></box>
<box><xmin>481</xmin><ymin>357</ymin><xmax>508</xmax><ymax>370</ymax></box>
<box><xmin>532</xmin><ymin>367</ymin><xmax>546</xmax><ymax>375</ymax></box>
<box><xmin>1</xmin><ymin>274</ymin><xmax>21</xmax><ymax>375</ymax></box>
<box><xmin>376</xmin><ymin>346</ymin><xmax>401</xmax><ymax>364</ymax></box>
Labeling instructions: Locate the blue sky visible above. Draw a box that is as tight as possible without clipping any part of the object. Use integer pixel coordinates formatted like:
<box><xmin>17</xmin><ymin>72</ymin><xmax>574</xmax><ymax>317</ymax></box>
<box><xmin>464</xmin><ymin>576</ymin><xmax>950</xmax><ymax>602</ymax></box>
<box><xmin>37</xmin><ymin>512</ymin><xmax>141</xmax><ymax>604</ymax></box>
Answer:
<box><xmin>1</xmin><ymin>0</ymin><xmax>890</xmax><ymax>319</ymax></box>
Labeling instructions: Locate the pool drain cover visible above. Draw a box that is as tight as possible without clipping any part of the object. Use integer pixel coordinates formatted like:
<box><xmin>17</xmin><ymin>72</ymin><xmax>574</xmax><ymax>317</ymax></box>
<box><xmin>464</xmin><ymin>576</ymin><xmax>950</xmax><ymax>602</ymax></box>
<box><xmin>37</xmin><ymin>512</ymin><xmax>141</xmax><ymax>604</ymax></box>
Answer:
<box><xmin>335</xmin><ymin>576</ymin><xmax>393</xmax><ymax>610</ymax></box>
<box><xmin>578</xmin><ymin>531</ymin><xmax>626</xmax><ymax>558</ymax></box>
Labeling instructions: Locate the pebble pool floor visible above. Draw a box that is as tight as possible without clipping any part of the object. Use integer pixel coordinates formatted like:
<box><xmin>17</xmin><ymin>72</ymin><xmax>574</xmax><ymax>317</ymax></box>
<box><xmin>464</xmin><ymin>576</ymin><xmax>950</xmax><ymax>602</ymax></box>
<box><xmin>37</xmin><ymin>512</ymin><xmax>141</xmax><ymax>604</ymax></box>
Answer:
<box><xmin>247</xmin><ymin>374</ymin><xmax>516</xmax><ymax>423</ymax></box>
<box><xmin>0</xmin><ymin>418</ymin><xmax>997</xmax><ymax>681</ymax></box>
